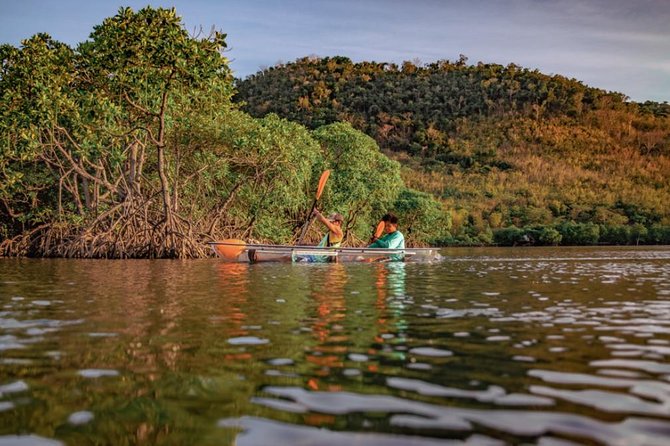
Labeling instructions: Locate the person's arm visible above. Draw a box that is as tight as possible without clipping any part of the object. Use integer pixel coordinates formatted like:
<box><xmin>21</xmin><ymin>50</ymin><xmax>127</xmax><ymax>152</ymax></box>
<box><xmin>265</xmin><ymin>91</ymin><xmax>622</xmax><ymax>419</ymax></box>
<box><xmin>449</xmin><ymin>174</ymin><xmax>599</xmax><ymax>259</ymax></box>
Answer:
<box><xmin>369</xmin><ymin>231</ymin><xmax>403</xmax><ymax>249</ymax></box>
<box><xmin>369</xmin><ymin>234</ymin><xmax>390</xmax><ymax>248</ymax></box>
<box><xmin>313</xmin><ymin>209</ymin><xmax>343</xmax><ymax>238</ymax></box>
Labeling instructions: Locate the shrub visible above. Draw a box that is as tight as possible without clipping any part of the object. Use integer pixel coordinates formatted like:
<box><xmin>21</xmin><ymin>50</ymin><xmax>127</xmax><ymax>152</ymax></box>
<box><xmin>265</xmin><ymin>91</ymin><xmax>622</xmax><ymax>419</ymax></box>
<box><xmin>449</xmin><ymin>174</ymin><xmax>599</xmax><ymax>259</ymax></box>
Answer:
<box><xmin>629</xmin><ymin>223</ymin><xmax>648</xmax><ymax>245</ymax></box>
<box><xmin>599</xmin><ymin>225</ymin><xmax>631</xmax><ymax>245</ymax></box>
<box><xmin>533</xmin><ymin>226</ymin><xmax>562</xmax><ymax>245</ymax></box>
<box><xmin>556</xmin><ymin>221</ymin><xmax>600</xmax><ymax>245</ymax></box>
<box><xmin>493</xmin><ymin>226</ymin><xmax>525</xmax><ymax>246</ymax></box>
<box><xmin>648</xmin><ymin>225</ymin><xmax>670</xmax><ymax>244</ymax></box>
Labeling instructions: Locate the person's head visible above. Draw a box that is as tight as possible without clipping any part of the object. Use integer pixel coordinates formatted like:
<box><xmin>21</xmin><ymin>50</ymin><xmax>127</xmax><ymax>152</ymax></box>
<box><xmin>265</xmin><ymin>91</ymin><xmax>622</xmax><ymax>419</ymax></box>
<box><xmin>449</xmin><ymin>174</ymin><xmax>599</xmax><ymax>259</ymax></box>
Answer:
<box><xmin>328</xmin><ymin>213</ymin><xmax>344</xmax><ymax>226</ymax></box>
<box><xmin>381</xmin><ymin>212</ymin><xmax>398</xmax><ymax>233</ymax></box>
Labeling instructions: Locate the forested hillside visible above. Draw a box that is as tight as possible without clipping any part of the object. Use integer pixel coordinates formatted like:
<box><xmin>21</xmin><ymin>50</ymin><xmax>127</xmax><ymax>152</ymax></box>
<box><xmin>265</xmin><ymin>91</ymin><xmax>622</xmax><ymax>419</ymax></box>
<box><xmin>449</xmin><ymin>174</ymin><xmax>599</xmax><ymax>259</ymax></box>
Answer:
<box><xmin>235</xmin><ymin>56</ymin><xmax>670</xmax><ymax>245</ymax></box>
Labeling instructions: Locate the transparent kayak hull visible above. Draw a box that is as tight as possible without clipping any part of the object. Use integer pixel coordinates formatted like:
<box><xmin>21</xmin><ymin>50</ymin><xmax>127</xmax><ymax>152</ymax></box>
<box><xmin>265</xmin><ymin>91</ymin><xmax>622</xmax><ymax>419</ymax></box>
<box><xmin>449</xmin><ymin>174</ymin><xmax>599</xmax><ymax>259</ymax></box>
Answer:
<box><xmin>208</xmin><ymin>242</ymin><xmax>440</xmax><ymax>263</ymax></box>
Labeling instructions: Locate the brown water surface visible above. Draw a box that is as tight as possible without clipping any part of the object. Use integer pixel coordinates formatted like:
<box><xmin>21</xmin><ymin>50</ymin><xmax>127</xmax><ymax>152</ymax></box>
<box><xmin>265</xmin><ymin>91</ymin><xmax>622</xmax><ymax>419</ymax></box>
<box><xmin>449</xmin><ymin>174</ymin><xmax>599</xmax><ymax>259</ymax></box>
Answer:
<box><xmin>1</xmin><ymin>247</ymin><xmax>670</xmax><ymax>445</ymax></box>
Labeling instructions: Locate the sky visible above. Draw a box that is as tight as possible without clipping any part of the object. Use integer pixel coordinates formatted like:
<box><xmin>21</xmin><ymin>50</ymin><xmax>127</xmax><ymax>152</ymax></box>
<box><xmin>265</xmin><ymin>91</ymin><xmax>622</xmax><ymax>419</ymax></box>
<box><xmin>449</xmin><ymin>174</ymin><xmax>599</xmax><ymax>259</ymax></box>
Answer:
<box><xmin>1</xmin><ymin>0</ymin><xmax>669</xmax><ymax>102</ymax></box>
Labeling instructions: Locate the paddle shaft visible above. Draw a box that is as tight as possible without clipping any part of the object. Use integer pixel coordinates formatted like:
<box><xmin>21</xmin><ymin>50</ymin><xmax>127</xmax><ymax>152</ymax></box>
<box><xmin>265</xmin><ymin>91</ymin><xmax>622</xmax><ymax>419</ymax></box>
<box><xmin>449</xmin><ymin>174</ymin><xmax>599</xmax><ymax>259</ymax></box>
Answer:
<box><xmin>296</xmin><ymin>198</ymin><xmax>318</xmax><ymax>245</ymax></box>
<box><xmin>296</xmin><ymin>170</ymin><xmax>330</xmax><ymax>245</ymax></box>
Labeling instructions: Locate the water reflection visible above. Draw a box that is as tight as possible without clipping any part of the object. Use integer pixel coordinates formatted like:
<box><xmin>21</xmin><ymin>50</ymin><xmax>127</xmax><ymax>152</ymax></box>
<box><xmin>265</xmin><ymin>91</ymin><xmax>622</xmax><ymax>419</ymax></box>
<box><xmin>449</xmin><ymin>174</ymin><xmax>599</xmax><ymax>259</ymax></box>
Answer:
<box><xmin>305</xmin><ymin>263</ymin><xmax>348</xmax><ymax>402</ymax></box>
<box><xmin>1</xmin><ymin>247</ymin><xmax>670</xmax><ymax>445</ymax></box>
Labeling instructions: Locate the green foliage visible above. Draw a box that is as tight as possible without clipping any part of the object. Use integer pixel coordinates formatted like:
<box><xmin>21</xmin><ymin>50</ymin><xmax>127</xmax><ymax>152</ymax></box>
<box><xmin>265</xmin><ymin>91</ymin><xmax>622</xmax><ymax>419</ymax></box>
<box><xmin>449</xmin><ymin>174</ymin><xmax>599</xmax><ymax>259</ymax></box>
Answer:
<box><xmin>648</xmin><ymin>225</ymin><xmax>670</xmax><ymax>244</ymax></box>
<box><xmin>493</xmin><ymin>227</ymin><xmax>525</xmax><ymax>246</ymax></box>
<box><xmin>531</xmin><ymin>226</ymin><xmax>562</xmax><ymax>246</ymax></box>
<box><xmin>0</xmin><ymin>35</ymin><xmax>76</xmax><ymax>233</ymax></box>
<box><xmin>169</xmin><ymin>104</ymin><xmax>325</xmax><ymax>243</ymax></box>
<box><xmin>311</xmin><ymin>122</ymin><xmax>404</xmax><ymax>241</ymax></box>
<box><xmin>556</xmin><ymin>222</ymin><xmax>600</xmax><ymax>245</ymax></box>
<box><xmin>392</xmin><ymin>188</ymin><xmax>447</xmax><ymax>245</ymax></box>
<box><xmin>599</xmin><ymin>225</ymin><xmax>631</xmax><ymax>245</ymax></box>
<box><xmin>629</xmin><ymin>223</ymin><xmax>648</xmax><ymax>245</ymax></box>
<box><xmin>492</xmin><ymin>222</ymin><xmax>670</xmax><ymax>247</ymax></box>
<box><xmin>0</xmin><ymin>6</ymin><xmax>239</xmax><ymax>257</ymax></box>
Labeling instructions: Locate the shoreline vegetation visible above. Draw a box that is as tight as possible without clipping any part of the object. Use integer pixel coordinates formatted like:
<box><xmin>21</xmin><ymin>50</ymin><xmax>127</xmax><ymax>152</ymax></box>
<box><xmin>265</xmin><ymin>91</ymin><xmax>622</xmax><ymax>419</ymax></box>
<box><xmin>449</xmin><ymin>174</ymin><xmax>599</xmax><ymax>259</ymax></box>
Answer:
<box><xmin>1</xmin><ymin>7</ymin><xmax>669</xmax><ymax>258</ymax></box>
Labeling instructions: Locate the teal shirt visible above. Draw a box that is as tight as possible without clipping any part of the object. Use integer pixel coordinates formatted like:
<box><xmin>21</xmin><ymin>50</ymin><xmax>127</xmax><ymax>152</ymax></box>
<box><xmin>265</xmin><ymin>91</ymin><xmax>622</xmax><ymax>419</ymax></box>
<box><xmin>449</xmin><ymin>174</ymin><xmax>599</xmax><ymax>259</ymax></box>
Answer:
<box><xmin>369</xmin><ymin>230</ymin><xmax>405</xmax><ymax>261</ymax></box>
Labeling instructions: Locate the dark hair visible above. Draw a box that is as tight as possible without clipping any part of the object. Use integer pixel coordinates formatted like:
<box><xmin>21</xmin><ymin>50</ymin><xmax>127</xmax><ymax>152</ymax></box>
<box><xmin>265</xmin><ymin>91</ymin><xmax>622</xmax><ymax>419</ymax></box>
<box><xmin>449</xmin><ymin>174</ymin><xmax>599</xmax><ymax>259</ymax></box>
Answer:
<box><xmin>381</xmin><ymin>212</ymin><xmax>398</xmax><ymax>224</ymax></box>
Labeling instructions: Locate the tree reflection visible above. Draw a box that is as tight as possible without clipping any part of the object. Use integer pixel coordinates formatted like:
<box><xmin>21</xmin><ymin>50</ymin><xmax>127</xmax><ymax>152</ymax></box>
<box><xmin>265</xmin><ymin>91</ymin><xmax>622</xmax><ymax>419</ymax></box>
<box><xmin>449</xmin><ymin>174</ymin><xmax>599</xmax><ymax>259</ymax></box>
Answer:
<box><xmin>216</xmin><ymin>263</ymin><xmax>253</xmax><ymax>361</ymax></box>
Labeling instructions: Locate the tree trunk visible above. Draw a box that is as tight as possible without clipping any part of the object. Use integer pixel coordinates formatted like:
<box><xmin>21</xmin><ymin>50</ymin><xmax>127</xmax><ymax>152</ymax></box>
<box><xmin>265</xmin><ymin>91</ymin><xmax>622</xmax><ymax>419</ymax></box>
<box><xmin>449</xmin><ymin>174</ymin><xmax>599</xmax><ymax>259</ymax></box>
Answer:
<box><xmin>156</xmin><ymin>73</ymin><xmax>176</xmax><ymax>253</ymax></box>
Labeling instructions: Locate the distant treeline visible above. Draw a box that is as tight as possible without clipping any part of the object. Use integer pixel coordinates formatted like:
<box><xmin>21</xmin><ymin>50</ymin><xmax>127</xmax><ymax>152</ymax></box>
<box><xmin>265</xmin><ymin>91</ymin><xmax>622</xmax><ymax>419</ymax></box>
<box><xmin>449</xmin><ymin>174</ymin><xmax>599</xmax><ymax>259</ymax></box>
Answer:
<box><xmin>235</xmin><ymin>56</ymin><xmax>670</xmax><ymax>245</ymax></box>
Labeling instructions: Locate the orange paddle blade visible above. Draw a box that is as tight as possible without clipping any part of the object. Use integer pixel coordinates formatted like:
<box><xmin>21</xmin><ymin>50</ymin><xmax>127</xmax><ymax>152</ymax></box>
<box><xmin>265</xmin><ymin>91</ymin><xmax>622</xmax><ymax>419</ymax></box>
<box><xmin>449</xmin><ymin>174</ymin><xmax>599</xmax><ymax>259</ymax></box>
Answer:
<box><xmin>315</xmin><ymin>170</ymin><xmax>331</xmax><ymax>200</ymax></box>
<box><xmin>374</xmin><ymin>221</ymin><xmax>385</xmax><ymax>238</ymax></box>
<box><xmin>214</xmin><ymin>239</ymin><xmax>246</xmax><ymax>260</ymax></box>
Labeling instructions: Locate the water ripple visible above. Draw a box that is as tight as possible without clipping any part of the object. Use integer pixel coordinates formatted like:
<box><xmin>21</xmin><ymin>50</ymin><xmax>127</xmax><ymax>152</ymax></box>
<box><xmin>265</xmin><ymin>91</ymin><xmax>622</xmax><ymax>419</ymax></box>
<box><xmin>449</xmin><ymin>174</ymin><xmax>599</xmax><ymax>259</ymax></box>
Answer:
<box><xmin>251</xmin><ymin>386</ymin><xmax>670</xmax><ymax>445</ymax></box>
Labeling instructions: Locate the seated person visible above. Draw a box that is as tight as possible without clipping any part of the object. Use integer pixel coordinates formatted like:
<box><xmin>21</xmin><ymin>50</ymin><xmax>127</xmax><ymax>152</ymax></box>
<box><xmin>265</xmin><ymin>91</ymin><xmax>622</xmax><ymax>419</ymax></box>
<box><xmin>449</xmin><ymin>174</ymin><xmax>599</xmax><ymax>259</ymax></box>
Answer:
<box><xmin>294</xmin><ymin>210</ymin><xmax>344</xmax><ymax>262</ymax></box>
<box><xmin>313</xmin><ymin>209</ymin><xmax>344</xmax><ymax>248</ymax></box>
<box><xmin>369</xmin><ymin>213</ymin><xmax>405</xmax><ymax>261</ymax></box>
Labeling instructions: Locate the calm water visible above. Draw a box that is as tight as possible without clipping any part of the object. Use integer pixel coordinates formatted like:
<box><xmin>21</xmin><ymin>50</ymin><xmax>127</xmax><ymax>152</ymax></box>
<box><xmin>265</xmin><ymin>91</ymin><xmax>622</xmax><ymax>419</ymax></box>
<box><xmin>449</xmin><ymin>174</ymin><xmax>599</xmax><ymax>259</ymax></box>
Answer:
<box><xmin>1</xmin><ymin>247</ymin><xmax>670</xmax><ymax>445</ymax></box>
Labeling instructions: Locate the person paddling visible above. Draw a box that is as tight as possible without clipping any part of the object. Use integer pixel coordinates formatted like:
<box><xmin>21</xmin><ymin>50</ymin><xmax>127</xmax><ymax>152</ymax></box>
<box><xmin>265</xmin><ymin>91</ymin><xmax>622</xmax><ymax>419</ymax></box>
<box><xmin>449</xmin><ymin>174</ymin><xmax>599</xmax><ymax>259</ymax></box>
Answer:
<box><xmin>249</xmin><ymin>211</ymin><xmax>343</xmax><ymax>263</ymax></box>
<box><xmin>292</xmin><ymin>209</ymin><xmax>344</xmax><ymax>263</ymax></box>
<box><xmin>312</xmin><ymin>209</ymin><xmax>344</xmax><ymax>248</ymax></box>
<box><xmin>369</xmin><ymin>213</ymin><xmax>405</xmax><ymax>261</ymax></box>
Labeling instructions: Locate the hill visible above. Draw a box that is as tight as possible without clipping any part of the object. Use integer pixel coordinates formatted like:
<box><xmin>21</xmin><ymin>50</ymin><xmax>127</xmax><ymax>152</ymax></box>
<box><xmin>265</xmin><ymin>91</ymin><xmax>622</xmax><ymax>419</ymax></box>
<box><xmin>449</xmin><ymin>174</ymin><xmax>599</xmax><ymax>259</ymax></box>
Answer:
<box><xmin>235</xmin><ymin>56</ymin><xmax>670</xmax><ymax>245</ymax></box>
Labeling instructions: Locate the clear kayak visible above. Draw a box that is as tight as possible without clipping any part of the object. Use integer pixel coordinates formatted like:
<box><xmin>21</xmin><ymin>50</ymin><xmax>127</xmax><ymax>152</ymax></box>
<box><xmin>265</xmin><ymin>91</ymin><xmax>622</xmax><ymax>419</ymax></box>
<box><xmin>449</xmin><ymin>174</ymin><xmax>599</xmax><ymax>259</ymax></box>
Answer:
<box><xmin>209</xmin><ymin>241</ymin><xmax>440</xmax><ymax>263</ymax></box>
